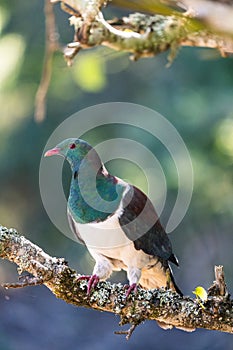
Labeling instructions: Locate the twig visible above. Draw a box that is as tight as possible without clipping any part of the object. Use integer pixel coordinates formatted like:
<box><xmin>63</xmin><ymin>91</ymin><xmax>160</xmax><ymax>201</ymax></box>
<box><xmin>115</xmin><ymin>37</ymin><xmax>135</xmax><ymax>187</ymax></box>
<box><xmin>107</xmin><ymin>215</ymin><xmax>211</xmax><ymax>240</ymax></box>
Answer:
<box><xmin>208</xmin><ymin>265</ymin><xmax>228</xmax><ymax>297</ymax></box>
<box><xmin>4</xmin><ymin>274</ymin><xmax>47</xmax><ymax>289</ymax></box>
<box><xmin>51</xmin><ymin>0</ymin><xmax>107</xmax><ymax>22</ymax></box>
<box><xmin>34</xmin><ymin>0</ymin><xmax>59</xmax><ymax>122</ymax></box>
<box><xmin>115</xmin><ymin>324</ymin><xmax>138</xmax><ymax>340</ymax></box>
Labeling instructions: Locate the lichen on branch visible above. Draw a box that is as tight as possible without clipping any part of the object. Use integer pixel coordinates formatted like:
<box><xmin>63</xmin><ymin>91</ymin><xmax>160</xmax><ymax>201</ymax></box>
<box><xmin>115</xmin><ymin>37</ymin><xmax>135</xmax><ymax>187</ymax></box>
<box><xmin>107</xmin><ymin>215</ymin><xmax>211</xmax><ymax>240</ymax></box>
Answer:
<box><xmin>0</xmin><ymin>225</ymin><xmax>233</xmax><ymax>338</ymax></box>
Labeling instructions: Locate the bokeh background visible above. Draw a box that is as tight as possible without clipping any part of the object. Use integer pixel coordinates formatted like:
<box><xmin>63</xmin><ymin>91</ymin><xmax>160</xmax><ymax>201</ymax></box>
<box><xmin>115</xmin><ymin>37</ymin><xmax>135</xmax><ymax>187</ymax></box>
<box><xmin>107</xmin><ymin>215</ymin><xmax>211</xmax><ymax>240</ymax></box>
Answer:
<box><xmin>0</xmin><ymin>2</ymin><xmax>233</xmax><ymax>349</ymax></box>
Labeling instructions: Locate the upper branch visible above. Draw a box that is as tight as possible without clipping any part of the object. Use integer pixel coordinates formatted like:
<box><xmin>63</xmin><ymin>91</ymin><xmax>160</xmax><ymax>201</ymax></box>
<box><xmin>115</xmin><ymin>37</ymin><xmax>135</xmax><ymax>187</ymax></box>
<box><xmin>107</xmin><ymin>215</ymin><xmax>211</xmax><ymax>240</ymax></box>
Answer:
<box><xmin>52</xmin><ymin>0</ymin><xmax>233</xmax><ymax>65</ymax></box>
<box><xmin>0</xmin><ymin>225</ymin><xmax>233</xmax><ymax>335</ymax></box>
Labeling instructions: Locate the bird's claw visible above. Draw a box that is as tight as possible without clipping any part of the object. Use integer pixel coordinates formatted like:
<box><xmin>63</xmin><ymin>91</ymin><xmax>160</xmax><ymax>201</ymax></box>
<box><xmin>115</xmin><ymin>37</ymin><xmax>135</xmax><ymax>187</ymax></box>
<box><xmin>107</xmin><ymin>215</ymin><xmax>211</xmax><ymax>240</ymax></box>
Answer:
<box><xmin>124</xmin><ymin>283</ymin><xmax>137</xmax><ymax>298</ymax></box>
<box><xmin>77</xmin><ymin>274</ymin><xmax>100</xmax><ymax>295</ymax></box>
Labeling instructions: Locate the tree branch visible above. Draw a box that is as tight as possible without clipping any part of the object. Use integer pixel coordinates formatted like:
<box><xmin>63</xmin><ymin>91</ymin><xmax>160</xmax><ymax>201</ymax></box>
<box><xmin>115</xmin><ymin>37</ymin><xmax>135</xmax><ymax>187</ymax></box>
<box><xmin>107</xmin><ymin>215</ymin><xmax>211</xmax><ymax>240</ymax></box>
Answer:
<box><xmin>0</xmin><ymin>225</ymin><xmax>233</xmax><ymax>337</ymax></box>
<box><xmin>51</xmin><ymin>0</ymin><xmax>233</xmax><ymax>66</ymax></box>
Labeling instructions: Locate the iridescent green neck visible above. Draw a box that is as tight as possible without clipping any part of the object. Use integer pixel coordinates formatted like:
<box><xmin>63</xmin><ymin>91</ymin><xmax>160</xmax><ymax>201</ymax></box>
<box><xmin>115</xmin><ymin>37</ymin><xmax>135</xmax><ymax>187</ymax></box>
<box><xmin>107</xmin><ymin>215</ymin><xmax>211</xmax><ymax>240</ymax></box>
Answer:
<box><xmin>68</xmin><ymin>168</ymin><xmax>125</xmax><ymax>224</ymax></box>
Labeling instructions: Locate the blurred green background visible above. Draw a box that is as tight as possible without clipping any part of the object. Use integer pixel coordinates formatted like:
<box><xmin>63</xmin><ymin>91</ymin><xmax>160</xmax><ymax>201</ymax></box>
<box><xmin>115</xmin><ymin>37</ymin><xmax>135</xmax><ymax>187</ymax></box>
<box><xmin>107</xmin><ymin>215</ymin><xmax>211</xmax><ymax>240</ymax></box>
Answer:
<box><xmin>0</xmin><ymin>1</ymin><xmax>233</xmax><ymax>349</ymax></box>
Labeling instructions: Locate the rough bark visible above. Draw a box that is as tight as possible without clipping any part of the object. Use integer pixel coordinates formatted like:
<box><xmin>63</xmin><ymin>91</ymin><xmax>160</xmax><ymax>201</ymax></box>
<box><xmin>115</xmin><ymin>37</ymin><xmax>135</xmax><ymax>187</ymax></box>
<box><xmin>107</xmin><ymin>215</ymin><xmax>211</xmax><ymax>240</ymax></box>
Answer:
<box><xmin>1</xmin><ymin>225</ymin><xmax>233</xmax><ymax>337</ymax></box>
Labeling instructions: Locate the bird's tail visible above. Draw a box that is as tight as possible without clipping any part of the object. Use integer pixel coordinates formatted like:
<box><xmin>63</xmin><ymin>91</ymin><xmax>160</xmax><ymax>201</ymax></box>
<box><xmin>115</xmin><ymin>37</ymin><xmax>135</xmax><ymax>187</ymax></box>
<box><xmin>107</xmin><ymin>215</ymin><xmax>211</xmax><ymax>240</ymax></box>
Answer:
<box><xmin>139</xmin><ymin>259</ymin><xmax>182</xmax><ymax>296</ymax></box>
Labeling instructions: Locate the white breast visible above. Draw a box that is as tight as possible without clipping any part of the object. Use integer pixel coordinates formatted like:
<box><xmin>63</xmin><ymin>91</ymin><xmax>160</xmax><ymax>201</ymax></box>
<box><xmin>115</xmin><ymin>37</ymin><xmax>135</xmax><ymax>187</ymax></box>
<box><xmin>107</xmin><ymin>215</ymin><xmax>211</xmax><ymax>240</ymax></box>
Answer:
<box><xmin>74</xmin><ymin>211</ymin><xmax>131</xmax><ymax>250</ymax></box>
<box><xmin>74</xmin><ymin>212</ymin><xmax>155</xmax><ymax>271</ymax></box>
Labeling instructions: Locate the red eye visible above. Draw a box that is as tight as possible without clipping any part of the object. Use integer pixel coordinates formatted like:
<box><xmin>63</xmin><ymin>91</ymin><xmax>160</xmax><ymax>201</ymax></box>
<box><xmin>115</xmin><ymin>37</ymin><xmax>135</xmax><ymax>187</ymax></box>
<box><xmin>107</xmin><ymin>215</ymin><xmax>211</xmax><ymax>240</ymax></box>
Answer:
<box><xmin>69</xmin><ymin>143</ymin><xmax>76</xmax><ymax>149</ymax></box>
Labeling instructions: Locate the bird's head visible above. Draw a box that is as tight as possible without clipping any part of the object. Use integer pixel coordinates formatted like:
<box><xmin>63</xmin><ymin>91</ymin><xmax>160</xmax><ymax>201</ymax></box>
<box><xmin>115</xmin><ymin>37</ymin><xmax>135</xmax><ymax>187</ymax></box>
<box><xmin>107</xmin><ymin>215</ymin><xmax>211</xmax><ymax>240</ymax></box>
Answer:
<box><xmin>44</xmin><ymin>138</ymin><xmax>102</xmax><ymax>173</ymax></box>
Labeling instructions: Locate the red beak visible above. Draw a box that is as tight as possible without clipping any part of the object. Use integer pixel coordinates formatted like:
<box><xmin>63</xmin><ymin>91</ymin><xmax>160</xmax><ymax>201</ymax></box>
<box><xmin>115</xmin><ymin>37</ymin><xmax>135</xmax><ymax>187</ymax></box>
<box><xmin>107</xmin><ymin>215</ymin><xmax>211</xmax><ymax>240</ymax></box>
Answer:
<box><xmin>44</xmin><ymin>147</ymin><xmax>61</xmax><ymax>157</ymax></box>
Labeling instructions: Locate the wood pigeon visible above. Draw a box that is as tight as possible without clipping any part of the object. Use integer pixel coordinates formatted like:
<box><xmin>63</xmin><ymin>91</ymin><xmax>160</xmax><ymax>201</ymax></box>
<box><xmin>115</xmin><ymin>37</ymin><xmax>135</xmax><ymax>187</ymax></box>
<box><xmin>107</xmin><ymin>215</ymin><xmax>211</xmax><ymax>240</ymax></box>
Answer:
<box><xmin>45</xmin><ymin>138</ymin><xmax>182</xmax><ymax>299</ymax></box>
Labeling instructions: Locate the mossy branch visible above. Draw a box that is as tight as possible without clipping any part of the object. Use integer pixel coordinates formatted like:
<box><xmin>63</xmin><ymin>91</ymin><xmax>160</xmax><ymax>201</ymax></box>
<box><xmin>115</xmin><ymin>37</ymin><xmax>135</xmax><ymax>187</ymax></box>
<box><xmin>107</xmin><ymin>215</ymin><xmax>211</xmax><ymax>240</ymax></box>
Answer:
<box><xmin>0</xmin><ymin>225</ymin><xmax>233</xmax><ymax>337</ymax></box>
<box><xmin>51</xmin><ymin>0</ymin><xmax>233</xmax><ymax>65</ymax></box>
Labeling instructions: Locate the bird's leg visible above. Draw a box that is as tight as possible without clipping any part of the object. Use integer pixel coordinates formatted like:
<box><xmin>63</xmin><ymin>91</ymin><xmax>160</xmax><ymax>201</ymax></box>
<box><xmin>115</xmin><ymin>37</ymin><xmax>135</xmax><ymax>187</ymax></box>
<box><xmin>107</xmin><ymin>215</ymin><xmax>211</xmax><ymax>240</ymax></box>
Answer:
<box><xmin>77</xmin><ymin>274</ymin><xmax>100</xmax><ymax>295</ymax></box>
<box><xmin>76</xmin><ymin>273</ymin><xmax>101</xmax><ymax>296</ymax></box>
<box><xmin>125</xmin><ymin>283</ymin><xmax>138</xmax><ymax>298</ymax></box>
<box><xmin>125</xmin><ymin>267</ymin><xmax>141</xmax><ymax>298</ymax></box>
<box><xmin>77</xmin><ymin>251</ymin><xmax>113</xmax><ymax>295</ymax></box>
<box><xmin>87</xmin><ymin>274</ymin><xmax>99</xmax><ymax>294</ymax></box>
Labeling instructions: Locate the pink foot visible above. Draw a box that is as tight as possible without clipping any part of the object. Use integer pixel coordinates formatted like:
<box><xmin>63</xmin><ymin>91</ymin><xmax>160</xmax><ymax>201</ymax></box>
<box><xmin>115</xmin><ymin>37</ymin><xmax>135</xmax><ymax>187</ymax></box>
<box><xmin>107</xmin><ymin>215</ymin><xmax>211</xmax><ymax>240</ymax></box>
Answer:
<box><xmin>77</xmin><ymin>274</ymin><xmax>99</xmax><ymax>295</ymax></box>
<box><xmin>125</xmin><ymin>283</ymin><xmax>138</xmax><ymax>298</ymax></box>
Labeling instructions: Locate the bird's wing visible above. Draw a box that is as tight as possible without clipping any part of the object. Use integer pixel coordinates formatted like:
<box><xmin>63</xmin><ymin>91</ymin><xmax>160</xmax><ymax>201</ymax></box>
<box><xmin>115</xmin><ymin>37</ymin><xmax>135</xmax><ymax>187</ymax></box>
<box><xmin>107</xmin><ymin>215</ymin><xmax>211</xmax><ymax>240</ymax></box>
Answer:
<box><xmin>119</xmin><ymin>185</ymin><xmax>178</xmax><ymax>265</ymax></box>
<box><xmin>67</xmin><ymin>207</ymin><xmax>86</xmax><ymax>245</ymax></box>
